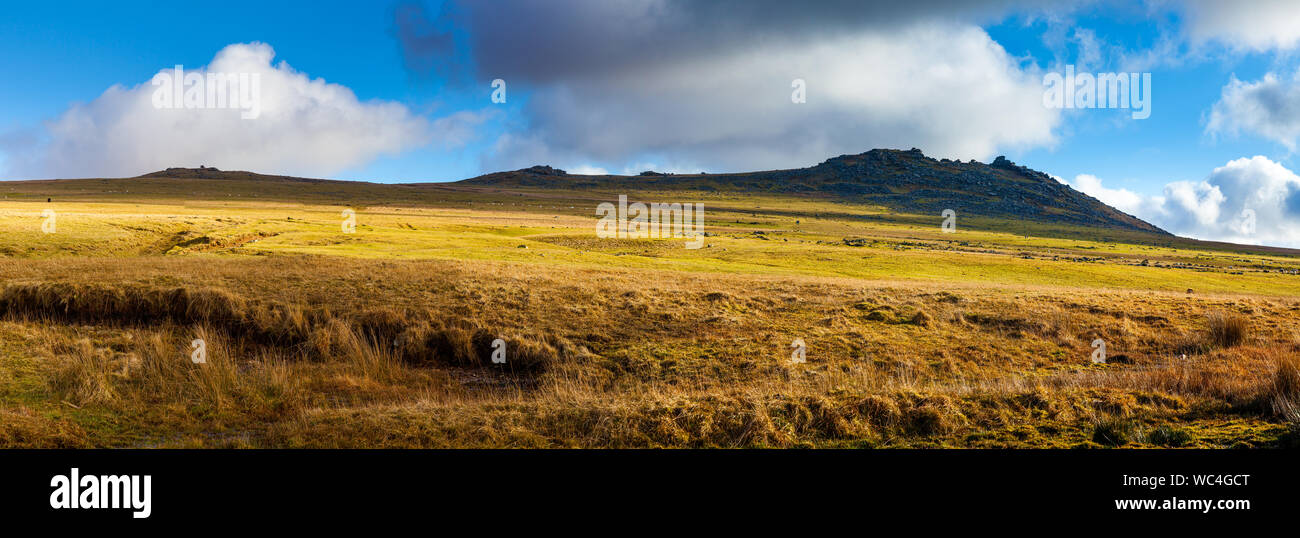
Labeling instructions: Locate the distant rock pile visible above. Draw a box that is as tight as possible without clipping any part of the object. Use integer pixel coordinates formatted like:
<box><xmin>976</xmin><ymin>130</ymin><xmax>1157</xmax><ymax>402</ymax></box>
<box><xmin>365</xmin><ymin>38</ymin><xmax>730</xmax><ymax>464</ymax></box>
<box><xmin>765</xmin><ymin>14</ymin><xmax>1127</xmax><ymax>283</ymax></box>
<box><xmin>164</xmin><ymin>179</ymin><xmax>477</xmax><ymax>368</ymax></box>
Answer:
<box><xmin>519</xmin><ymin>165</ymin><xmax>567</xmax><ymax>176</ymax></box>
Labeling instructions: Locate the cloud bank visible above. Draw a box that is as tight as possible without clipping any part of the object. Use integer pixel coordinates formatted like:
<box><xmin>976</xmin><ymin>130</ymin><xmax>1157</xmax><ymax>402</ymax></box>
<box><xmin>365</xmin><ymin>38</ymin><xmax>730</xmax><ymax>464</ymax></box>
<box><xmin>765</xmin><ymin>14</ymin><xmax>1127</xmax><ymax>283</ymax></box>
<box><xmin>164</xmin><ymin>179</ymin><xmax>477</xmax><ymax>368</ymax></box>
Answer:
<box><xmin>1180</xmin><ymin>0</ymin><xmax>1300</xmax><ymax>52</ymax></box>
<box><xmin>406</xmin><ymin>0</ymin><xmax>1064</xmax><ymax>173</ymax></box>
<box><xmin>1063</xmin><ymin>156</ymin><xmax>1300</xmax><ymax>247</ymax></box>
<box><xmin>2</xmin><ymin>43</ymin><xmax>440</xmax><ymax>179</ymax></box>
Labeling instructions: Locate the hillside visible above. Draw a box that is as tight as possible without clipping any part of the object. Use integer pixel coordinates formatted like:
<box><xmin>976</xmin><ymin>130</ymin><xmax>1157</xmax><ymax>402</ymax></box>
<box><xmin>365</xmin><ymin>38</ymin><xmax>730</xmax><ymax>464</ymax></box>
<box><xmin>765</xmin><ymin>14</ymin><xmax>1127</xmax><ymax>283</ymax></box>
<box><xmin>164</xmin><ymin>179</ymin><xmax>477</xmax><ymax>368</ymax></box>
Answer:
<box><xmin>462</xmin><ymin>148</ymin><xmax>1168</xmax><ymax>235</ymax></box>
<box><xmin>118</xmin><ymin>148</ymin><xmax>1165</xmax><ymax>235</ymax></box>
<box><xmin>136</xmin><ymin>166</ymin><xmax>334</xmax><ymax>183</ymax></box>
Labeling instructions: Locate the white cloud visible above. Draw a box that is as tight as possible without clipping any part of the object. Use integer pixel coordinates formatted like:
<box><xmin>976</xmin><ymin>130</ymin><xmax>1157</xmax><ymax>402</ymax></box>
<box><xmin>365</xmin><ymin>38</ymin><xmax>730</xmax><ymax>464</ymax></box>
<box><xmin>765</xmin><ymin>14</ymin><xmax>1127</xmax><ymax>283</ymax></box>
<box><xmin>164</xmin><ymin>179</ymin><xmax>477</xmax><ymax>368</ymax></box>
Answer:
<box><xmin>484</xmin><ymin>21</ymin><xmax>1061</xmax><ymax>173</ymax></box>
<box><xmin>1207</xmin><ymin>70</ymin><xmax>1300</xmax><ymax>150</ymax></box>
<box><xmin>568</xmin><ymin>165</ymin><xmax>611</xmax><ymax>176</ymax></box>
<box><xmin>1060</xmin><ymin>173</ymin><xmax>1153</xmax><ymax>215</ymax></box>
<box><xmin>1065</xmin><ymin>156</ymin><xmax>1300</xmax><ymax>247</ymax></box>
<box><xmin>2</xmin><ymin>43</ymin><xmax>438</xmax><ymax>179</ymax></box>
<box><xmin>1181</xmin><ymin>0</ymin><xmax>1300</xmax><ymax>52</ymax></box>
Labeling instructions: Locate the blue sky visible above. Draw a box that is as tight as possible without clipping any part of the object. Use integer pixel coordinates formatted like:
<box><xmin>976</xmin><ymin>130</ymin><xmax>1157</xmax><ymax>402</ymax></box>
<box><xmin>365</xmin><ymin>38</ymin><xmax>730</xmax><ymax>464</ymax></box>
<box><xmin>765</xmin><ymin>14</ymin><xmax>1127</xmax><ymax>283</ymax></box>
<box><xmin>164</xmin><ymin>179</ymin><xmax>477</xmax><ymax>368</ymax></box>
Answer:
<box><xmin>4</xmin><ymin>1</ymin><xmax>1300</xmax><ymax>246</ymax></box>
<box><xmin>0</xmin><ymin>0</ymin><xmax>492</xmax><ymax>182</ymax></box>
<box><xmin>986</xmin><ymin>7</ymin><xmax>1287</xmax><ymax>196</ymax></box>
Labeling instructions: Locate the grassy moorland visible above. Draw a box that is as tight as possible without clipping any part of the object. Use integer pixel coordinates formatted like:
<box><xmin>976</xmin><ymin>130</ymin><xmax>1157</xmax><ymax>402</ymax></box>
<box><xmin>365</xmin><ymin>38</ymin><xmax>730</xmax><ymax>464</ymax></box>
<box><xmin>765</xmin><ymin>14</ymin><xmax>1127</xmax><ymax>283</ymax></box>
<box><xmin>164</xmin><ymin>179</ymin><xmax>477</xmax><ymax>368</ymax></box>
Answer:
<box><xmin>1</xmin><ymin>171</ymin><xmax>1299</xmax><ymax>448</ymax></box>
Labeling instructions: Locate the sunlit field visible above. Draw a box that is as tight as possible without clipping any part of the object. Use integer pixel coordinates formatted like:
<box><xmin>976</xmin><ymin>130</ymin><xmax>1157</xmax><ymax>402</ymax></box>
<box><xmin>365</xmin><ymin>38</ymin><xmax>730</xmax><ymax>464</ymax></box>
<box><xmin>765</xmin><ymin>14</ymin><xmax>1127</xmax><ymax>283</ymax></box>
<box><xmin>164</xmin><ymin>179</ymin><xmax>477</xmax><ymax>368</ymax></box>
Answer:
<box><xmin>2</xmin><ymin>176</ymin><xmax>1299</xmax><ymax>448</ymax></box>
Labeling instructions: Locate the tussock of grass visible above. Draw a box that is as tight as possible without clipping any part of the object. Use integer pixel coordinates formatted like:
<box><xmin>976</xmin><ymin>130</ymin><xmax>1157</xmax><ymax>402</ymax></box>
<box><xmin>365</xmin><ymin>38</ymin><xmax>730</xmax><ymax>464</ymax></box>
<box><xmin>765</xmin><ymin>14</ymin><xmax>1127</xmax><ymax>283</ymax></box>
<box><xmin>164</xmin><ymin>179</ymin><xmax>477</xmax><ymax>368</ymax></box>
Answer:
<box><xmin>1146</xmin><ymin>425</ymin><xmax>1194</xmax><ymax>447</ymax></box>
<box><xmin>1</xmin><ymin>282</ymin><xmax>313</xmax><ymax>347</ymax></box>
<box><xmin>1092</xmin><ymin>418</ymin><xmax>1135</xmax><ymax>446</ymax></box>
<box><xmin>1206</xmin><ymin>311</ymin><xmax>1251</xmax><ymax>348</ymax></box>
<box><xmin>50</xmin><ymin>338</ymin><xmax>119</xmax><ymax>407</ymax></box>
<box><xmin>2</xmin><ymin>282</ymin><xmax>568</xmax><ymax>374</ymax></box>
<box><xmin>1266</xmin><ymin>352</ymin><xmax>1300</xmax><ymax>422</ymax></box>
<box><xmin>0</xmin><ymin>408</ymin><xmax>89</xmax><ymax>448</ymax></box>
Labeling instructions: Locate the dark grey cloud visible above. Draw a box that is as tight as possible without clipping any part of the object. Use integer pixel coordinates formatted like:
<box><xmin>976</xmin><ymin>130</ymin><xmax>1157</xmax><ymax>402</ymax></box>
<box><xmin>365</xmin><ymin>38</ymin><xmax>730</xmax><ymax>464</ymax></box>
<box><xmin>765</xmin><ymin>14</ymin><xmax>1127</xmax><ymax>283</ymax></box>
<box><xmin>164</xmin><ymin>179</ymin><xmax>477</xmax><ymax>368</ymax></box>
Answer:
<box><xmin>466</xmin><ymin>0</ymin><xmax>1027</xmax><ymax>83</ymax></box>
<box><xmin>396</xmin><ymin>0</ymin><xmax>1077</xmax><ymax>173</ymax></box>
<box><xmin>394</xmin><ymin>1</ymin><xmax>468</xmax><ymax>83</ymax></box>
<box><xmin>404</xmin><ymin>0</ymin><xmax>1056</xmax><ymax>84</ymax></box>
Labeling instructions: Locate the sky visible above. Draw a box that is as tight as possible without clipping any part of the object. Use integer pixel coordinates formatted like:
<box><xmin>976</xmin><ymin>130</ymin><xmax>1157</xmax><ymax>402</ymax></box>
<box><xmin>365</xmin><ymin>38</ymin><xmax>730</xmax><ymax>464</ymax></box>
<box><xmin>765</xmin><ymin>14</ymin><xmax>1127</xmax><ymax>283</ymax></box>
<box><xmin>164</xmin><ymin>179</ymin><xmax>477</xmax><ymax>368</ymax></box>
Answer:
<box><xmin>3</xmin><ymin>0</ymin><xmax>1300</xmax><ymax>246</ymax></box>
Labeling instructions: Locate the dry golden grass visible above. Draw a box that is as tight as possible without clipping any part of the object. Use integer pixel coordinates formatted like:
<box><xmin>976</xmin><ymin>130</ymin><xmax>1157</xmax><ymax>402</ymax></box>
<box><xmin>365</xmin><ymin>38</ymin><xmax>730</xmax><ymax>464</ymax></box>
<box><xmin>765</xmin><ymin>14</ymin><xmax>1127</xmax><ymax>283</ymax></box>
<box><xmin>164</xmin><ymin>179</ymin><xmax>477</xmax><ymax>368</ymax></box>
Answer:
<box><xmin>1206</xmin><ymin>311</ymin><xmax>1252</xmax><ymax>348</ymax></box>
<box><xmin>1267</xmin><ymin>352</ymin><xmax>1300</xmax><ymax>422</ymax></box>
<box><xmin>1</xmin><ymin>253</ymin><xmax>1296</xmax><ymax>448</ymax></box>
<box><xmin>1</xmin><ymin>184</ymin><xmax>1298</xmax><ymax>448</ymax></box>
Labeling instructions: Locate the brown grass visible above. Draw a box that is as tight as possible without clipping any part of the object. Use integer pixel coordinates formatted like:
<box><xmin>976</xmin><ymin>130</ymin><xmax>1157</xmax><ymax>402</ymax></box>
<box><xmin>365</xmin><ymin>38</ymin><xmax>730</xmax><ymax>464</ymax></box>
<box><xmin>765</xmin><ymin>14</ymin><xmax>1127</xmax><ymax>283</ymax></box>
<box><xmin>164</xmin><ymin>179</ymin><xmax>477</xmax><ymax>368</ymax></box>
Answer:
<box><xmin>3</xmin><ymin>256</ymin><xmax>1299</xmax><ymax>448</ymax></box>
<box><xmin>1267</xmin><ymin>352</ymin><xmax>1300</xmax><ymax>422</ymax></box>
<box><xmin>1206</xmin><ymin>311</ymin><xmax>1251</xmax><ymax>348</ymax></box>
<box><xmin>1</xmin><ymin>282</ymin><xmax>568</xmax><ymax>374</ymax></box>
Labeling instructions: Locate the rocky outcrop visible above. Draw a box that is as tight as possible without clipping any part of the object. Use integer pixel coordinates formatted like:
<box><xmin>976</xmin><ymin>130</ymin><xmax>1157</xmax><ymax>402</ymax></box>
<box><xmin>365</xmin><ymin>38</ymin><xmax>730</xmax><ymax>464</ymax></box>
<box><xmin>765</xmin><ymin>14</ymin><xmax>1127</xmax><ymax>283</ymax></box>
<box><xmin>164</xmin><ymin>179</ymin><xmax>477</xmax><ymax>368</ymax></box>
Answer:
<box><xmin>520</xmin><ymin>165</ymin><xmax>567</xmax><ymax>176</ymax></box>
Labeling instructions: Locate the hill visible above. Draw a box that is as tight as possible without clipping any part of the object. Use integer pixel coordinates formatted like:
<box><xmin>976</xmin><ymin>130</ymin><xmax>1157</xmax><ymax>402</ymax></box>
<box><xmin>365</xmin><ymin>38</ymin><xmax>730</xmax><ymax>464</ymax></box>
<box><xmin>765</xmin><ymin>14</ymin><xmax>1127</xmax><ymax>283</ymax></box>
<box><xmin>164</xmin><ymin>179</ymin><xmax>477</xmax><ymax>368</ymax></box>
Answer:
<box><xmin>5</xmin><ymin>150</ymin><xmax>1298</xmax><ymax>257</ymax></box>
<box><xmin>462</xmin><ymin>148</ymin><xmax>1167</xmax><ymax>235</ymax></box>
